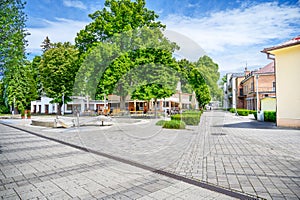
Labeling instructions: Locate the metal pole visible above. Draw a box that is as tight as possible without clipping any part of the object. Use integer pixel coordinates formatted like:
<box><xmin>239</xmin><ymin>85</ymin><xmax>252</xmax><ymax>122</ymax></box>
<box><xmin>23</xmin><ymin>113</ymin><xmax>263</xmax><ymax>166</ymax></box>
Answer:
<box><xmin>256</xmin><ymin>74</ymin><xmax>259</xmax><ymax>112</ymax></box>
<box><xmin>62</xmin><ymin>93</ymin><xmax>65</xmax><ymax>116</ymax></box>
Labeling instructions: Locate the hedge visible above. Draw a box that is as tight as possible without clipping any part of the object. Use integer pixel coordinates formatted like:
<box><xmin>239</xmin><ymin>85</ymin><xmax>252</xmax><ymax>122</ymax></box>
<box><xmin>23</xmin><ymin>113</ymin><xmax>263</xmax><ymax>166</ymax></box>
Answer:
<box><xmin>171</xmin><ymin>113</ymin><xmax>201</xmax><ymax>125</ymax></box>
<box><xmin>163</xmin><ymin>120</ymin><xmax>186</xmax><ymax>129</ymax></box>
<box><xmin>236</xmin><ymin>109</ymin><xmax>250</xmax><ymax>116</ymax></box>
<box><xmin>264</xmin><ymin>111</ymin><xmax>276</xmax><ymax>122</ymax></box>
<box><xmin>229</xmin><ymin>108</ymin><xmax>236</xmax><ymax>113</ymax></box>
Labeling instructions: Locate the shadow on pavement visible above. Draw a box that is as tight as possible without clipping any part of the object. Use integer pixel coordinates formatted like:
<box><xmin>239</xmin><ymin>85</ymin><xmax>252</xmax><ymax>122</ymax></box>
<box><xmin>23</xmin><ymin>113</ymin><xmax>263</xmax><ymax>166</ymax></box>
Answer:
<box><xmin>214</xmin><ymin>121</ymin><xmax>276</xmax><ymax>129</ymax></box>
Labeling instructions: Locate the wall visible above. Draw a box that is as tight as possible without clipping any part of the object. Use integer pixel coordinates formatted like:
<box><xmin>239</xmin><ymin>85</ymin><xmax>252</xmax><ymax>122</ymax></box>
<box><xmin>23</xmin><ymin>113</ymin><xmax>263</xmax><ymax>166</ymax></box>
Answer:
<box><xmin>272</xmin><ymin>45</ymin><xmax>300</xmax><ymax>128</ymax></box>
<box><xmin>261</xmin><ymin>97</ymin><xmax>276</xmax><ymax>111</ymax></box>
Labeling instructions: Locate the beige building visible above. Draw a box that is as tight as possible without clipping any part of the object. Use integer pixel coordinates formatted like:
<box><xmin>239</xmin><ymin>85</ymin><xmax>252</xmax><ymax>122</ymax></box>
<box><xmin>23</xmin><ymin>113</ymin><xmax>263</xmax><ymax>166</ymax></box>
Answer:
<box><xmin>262</xmin><ymin>36</ymin><xmax>300</xmax><ymax>128</ymax></box>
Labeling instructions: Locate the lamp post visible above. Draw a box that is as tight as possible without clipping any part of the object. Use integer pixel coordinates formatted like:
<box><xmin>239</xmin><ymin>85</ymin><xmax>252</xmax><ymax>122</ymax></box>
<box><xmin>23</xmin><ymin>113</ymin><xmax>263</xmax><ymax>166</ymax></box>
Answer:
<box><xmin>62</xmin><ymin>93</ymin><xmax>65</xmax><ymax>116</ymax></box>
<box><xmin>256</xmin><ymin>74</ymin><xmax>259</xmax><ymax>112</ymax></box>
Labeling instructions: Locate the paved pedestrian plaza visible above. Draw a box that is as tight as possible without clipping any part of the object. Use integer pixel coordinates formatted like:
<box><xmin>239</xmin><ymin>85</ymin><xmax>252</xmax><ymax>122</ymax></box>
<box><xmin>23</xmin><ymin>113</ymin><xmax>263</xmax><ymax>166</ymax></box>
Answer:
<box><xmin>1</xmin><ymin>110</ymin><xmax>299</xmax><ymax>199</ymax></box>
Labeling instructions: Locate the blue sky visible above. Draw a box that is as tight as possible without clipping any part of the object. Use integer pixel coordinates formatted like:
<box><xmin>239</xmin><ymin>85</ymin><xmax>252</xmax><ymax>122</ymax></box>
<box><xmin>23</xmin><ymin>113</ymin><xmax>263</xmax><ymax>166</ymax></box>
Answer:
<box><xmin>24</xmin><ymin>0</ymin><xmax>300</xmax><ymax>73</ymax></box>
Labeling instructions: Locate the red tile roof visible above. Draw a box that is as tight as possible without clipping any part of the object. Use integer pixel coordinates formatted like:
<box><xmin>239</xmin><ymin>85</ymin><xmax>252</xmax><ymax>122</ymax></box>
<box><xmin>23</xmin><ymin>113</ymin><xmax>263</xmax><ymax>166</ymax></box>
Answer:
<box><xmin>262</xmin><ymin>35</ymin><xmax>300</xmax><ymax>53</ymax></box>
<box><xmin>255</xmin><ymin>61</ymin><xmax>274</xmax><ymax>74</ymax></box>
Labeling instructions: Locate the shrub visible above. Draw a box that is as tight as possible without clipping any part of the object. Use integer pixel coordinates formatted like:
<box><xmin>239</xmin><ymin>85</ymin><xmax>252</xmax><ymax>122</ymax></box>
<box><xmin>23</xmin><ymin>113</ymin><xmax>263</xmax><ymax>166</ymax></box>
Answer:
<box><xmin>0</xmin><ymin>105</ymin><xmax>10</xmax><ymax>114</ymax></box>
<box><xmin>156</xmin><ymin>120</ymin><xmax>166</xmax><ymax>126</ymax></box>
<box><xmin>249</xmin><ymin>110</ymin><xmax>256</xmax><ymax>114</ymax></box>
<box><xmin>253</xmin><ymin>111</ymin><xmax>257</xmax><ymax>120</ymax></box>
<box><xmin>264</xmin><ymin>111</ymin><xmax>276</xmax><ymax>122</ymax></box>
<box><xmin>182</xmin><ymin>110</ymin><xmax>202</xmax><ymax>115</ymax></box>
<box><xmin>171</xmin><ymin>113</ymin><xmax>200</xmax><ymax>125</ymax></box>
<box><xmin>229</xmin><ymin>108</ymin><xmax>236</xmax><ymax>113</ymax></box>
<box><xmin>21</xmin><ymin>110</ymin><xmax>25</xmax><ymax>117</ymax></box>
<box><xmin>163</xmin><ymin>120</ymin><xmax>186</xmax><ymax>129</ymax></box>
<box><xmin>237</xmin><ymin>109</ymin><xmax>250</xmax><ymax>116</ymax></box>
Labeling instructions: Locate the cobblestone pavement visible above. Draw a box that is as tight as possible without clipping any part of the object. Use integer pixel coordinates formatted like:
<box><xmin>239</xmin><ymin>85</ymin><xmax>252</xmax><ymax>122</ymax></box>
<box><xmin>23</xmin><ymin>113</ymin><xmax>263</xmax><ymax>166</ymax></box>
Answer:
<box><xmin>0</xmin><ymin>123</ymin><xmax>236</xmax><ymax>199</ymax></box>
<box><xmin>1</xmin><ymin>110</ymin><xmax>300</xmax><ymax>199</ymax></box>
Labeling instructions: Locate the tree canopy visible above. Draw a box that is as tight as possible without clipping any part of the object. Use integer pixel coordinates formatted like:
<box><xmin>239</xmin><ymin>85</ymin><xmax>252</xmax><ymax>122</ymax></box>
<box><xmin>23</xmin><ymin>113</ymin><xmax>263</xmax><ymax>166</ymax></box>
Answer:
<box><xmin>0</xmin><ymin>0</ymin><xmax>31</xmax><ymax>112</ymax></box>
<box><xmin>75</xmin><ymin>0</ymin><xmax>165</xmax><ymax>53</ymax></box>
<box><xmin>195</xmin><ymin>56</ymin><xmax>222</xmax><ymax>101</ymax></box>
<box><xmin>39</xmin><ymin>42</ymin><xmax>79</xmax><ymax>114</ymax></box>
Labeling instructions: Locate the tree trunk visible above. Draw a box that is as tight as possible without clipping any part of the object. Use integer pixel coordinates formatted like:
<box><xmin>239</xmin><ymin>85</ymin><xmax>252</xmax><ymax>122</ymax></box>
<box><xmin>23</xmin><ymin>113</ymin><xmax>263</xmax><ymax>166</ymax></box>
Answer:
<box><xmin>120</xmin><ymin>95</ymin><xmax>126</xmax><ymax>111</ymax></box>
<box><xmin>57</xmin><ymin>103</ymin><xmax>62</xmax><ymax>115</ymax></box>
<box><xmin>154</xmin><ymin>98</ymin><xmax>157</xmax><ymax>119</ymax></box>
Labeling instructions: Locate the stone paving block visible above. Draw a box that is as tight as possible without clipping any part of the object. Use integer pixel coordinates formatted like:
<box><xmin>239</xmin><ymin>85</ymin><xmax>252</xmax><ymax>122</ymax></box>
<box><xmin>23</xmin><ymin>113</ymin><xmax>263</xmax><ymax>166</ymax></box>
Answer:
<box><xmin>46</xmin><ymin>191</ymin><xmax>73</xmax><ymax>199</ymax></box>
<box><xmin>0</xmin><ymin>188</ymin><xmax>18</xmax><ymax>198</ymax></box>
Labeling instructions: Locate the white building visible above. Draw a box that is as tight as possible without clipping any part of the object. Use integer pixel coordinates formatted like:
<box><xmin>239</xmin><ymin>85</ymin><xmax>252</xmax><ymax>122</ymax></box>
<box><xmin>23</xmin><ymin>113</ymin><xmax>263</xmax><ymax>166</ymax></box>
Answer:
<box><xmin>223</xmin><ymin>72</ymin><xmax>245</xmax><ymax>110</ymax></box>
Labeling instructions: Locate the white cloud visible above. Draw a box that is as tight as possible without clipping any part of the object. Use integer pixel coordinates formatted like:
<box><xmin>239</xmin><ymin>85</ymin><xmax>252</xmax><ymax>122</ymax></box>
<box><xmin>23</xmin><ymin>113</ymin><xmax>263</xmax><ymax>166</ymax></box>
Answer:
<box><xmin>63</xmin><ymin>0</ymin><xmax>87</xmax><ymax>10</ymax></box>
<box><xmin>27</xmin><ymin>18</ymin><xmax>88</xmax><ymax>54</ymax></box>
<box><xmin>162</xmin><ymin>2</ymin><xmax>300</xmax><ymax>70</ymax></box>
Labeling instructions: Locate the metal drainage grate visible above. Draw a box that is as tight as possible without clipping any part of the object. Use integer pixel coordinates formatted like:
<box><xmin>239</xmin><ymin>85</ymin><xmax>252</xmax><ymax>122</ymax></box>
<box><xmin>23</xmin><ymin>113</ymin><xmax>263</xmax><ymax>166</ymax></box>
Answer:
<box><xmin>211</xmin><ymin>133</ymin><xmax>226</xmax><ymax>136</ymax></box>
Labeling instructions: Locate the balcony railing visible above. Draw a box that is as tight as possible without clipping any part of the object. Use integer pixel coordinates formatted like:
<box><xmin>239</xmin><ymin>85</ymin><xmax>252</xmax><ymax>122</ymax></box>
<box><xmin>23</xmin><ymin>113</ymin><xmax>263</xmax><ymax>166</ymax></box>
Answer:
<box><xmin>247</xmin><ymin>87</ymin><xmax>276</xmax><ymax>94</ymax></box>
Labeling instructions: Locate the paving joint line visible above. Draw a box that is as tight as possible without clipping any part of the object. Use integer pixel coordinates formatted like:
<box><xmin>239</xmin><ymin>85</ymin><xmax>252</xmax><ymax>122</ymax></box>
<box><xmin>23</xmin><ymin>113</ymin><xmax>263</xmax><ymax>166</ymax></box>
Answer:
<box><xmin>0</xmin><ymin>122</ymin><xmax>261</xmax><ymax>200</ymax></box>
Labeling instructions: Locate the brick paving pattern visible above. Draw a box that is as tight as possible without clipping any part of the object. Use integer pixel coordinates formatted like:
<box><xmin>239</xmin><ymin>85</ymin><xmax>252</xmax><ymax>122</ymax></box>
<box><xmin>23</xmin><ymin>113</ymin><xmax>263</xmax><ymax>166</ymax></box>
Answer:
<box><xmin>0</xmin><ymin>123</ymin><xmax>235</xmax><ymax>199</ymax></box>
<box><xmin>1</xmin><ymin>110</ymin><xmax>300</xmax><ymax>199</ymax></box>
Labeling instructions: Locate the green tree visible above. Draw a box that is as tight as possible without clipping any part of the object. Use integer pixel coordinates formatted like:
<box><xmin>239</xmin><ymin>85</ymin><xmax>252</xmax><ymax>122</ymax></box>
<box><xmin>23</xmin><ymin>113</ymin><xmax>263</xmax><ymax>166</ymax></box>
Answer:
<box><xmin>195</xmin><ymin>56</ymin><xmax>222</xmax><ymax>101</ymax></box>
<box><xmin>0</xmin><ymin>0</ymin><xmax>29</xmax><ymax>111</ymax></box>
<box><xmin>75</xmin><ymin>0</ymin><xmax>165</xmax><ymax>53</ymax></box>
<box><xmin>132</xmin><ymin>82</ymin><xmax>175</xmax><ymax>116</ymax></box>
<box><xmin>40</xmin><ymin>36</ymin><xmax>52</xmax><ymax>53</ymax></box>
<box><xmin>75</xmin><ymin>0</ymin><xmax>178</xmax><ymax>111</ymax></box>
<box><xmin>4</xmin><ymin>62</ymin><xmax>38</xmax><ymax>112</ymax></box>
<box><xmin>39</xmin><ymin>42</ymin><xmax>79</xmax><ymax>115</ymax></box>
<box><xmin>31</xmin><ymin>55</ymin><xmax>43</xmax><ymax>98</ymax></box>
<box><xmin>0</xmin><ymin>81</ymin><xmax>9</xmax><ymax>114</ymax></box>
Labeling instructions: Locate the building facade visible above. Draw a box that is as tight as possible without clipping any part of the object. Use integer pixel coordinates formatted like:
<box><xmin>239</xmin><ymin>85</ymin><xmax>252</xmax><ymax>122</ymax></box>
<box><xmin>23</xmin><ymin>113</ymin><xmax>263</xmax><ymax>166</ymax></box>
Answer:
<box><xmin>240</xmin><ymin>62</ymin><xmax>276</xmax><ymax>111</ymax></box>
<box><xmin>224</xmin><ymin>62</ymin><xmax>276</xmax><ymax>111</ymax></box>
<box><xmin>31</xmin><ymin>92</ymin><xmax>197</xmax><ymax>115</ymax></box>
<box><xmin>262</xmin><ymin>35</ymin><xmax>300</xmax><ymax>128</ymax></box>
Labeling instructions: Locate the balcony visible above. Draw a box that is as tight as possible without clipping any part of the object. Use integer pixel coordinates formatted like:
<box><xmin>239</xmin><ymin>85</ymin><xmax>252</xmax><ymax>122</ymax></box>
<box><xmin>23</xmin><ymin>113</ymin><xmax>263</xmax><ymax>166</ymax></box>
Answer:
<box><xmin>248</xmin><ymin>87</ymin><xmax>276</xmax><ymax>94</ymax></box>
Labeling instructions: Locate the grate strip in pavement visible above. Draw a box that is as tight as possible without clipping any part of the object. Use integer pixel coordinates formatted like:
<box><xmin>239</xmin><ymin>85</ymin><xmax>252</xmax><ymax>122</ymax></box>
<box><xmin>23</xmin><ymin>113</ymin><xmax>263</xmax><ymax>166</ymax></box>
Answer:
<box><xmin>226</xmin><ymin>172</ymin><xmax>300</xmax><ymax>179</ymax></box>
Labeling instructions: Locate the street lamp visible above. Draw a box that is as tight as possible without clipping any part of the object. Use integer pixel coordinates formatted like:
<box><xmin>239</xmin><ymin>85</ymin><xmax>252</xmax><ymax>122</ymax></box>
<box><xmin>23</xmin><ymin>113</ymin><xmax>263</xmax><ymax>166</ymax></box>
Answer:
<box><xmin>256</xmin><ymin>74</ymin><xmax>259</xmax><ymax>112</ymax></box>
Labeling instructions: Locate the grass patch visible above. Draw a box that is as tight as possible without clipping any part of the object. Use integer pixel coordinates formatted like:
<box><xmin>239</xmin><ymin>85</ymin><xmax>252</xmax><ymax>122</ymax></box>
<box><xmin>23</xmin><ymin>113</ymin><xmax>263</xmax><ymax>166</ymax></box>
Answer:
<box><xmin>163</xmin><ymin>120</ymin><xmax>186</xmax><ymax>129</ymax></box>
<box><xmin>170</xmin><ymin>110</ymin><xmax>202</xmax><ymax>126</ymax></box>
<box><xmin>156</xmin><ymin>120</ymin><xmax>166</xmax><ymax>126</ymax></box>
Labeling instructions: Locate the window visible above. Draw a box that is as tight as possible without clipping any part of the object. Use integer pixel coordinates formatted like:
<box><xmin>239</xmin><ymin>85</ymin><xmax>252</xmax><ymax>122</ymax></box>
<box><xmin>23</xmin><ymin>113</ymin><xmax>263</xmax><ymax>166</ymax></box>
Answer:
<box><xmin>239</xmin><ymin>88</ymin><xmax>243</xmax><ymax>96</ymax></box>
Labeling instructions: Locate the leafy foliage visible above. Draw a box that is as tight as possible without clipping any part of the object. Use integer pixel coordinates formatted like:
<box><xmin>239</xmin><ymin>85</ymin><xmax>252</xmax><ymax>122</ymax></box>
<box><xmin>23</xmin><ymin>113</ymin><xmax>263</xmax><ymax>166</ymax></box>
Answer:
<box><xmin>0</xmin><ymin>0</ymin><xmax>30</xmax><ymax>111</ymax></box>
<box><xmin>163</xmin><ymin>120</ymin><xmax>186</xmax><ymax>129</ymax></box>
<box><xmin>0</xmin><ymin>81</ymin><xmax>9</xmax><ymax>113</ymax></box>
<box><xmin>155</xmin><ymin>120</ymin><xmax>166</xmax><ymax>126</ymax></box>
<box><xmin>74</xmin><ymin>0</ymin><xmax>179</xmax><ymax>110</ymax></box>
<box><xmin>40</xmin><ymin>36</ymin><xmax>53</xmax><ymax>53</ymax></box>
<box><xmin>131</xmin><ymin>83</ymin><xmax>174</xmax><ymax>101</ymax></box>
<box><xmin>237</xmin><ymin>109</ymin><xmax>250</xmax><ymax>116</ymax></box>
<box><xmin>5</xmin><ymin>62</ymin><xmax>38</xmax><ymax>111</ymax></box>
<box><xmin>264</xmin><ymin>111</ymin><xmax>276</xmax><ymax>122</ymax></box>
<box><xmin>75</xmin><ymin>0</ymin><xmax>165</xmax><ymax>53</ymax></box>
<box><xmin>195</xmin><ymin>56</ymin><xmax>222</xmax><ymax>101</ymax></box>
<box><xmin>171</xmin><ymin>112</ymin><xmax>201</xmax><ymax>125</ymax></box>
<box><xmin>39</xmin><ymin>42</ymin><xmax>79</xmax><ymax>114</ymax></box>
<box><xmin>73</xmin><ymin>0</ymin><xmax>213</xmax><ymax>111</ymax></box>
